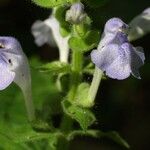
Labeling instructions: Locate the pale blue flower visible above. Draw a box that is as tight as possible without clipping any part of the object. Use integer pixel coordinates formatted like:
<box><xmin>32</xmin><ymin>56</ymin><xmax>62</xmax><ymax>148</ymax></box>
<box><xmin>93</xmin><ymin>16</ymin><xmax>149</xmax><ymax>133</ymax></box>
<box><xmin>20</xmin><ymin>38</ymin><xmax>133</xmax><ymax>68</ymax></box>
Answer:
<box><xmin>31</xmin><ymin>15</ymin><xmax>70</xmax><ymax>63</ymax></box>
<box><xmin>31</xmin><ymin>20</ymin><xmax>56</xmax><ymax>47</ymax></box>
<box><xmin>91</xmin><ymin>18</ymin><xmax>145</xmax><ymax>80</ymax></box>
<box><xmin>0</xmin><ymin>36</ymin><xmax>31</xmax><ymax>90</ymax></box>
<box><xmin>0</xmin><ymin>36</ymin><xmax>35</xmax><ymax>121</ymax></box>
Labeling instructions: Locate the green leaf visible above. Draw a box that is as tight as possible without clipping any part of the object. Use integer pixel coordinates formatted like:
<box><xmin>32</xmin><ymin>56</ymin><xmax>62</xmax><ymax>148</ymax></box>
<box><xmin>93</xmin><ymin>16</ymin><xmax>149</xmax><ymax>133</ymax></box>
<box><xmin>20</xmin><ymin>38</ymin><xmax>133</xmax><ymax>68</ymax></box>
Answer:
<box><xmin>55</xmin><ymin>6</ymin><xmax>71</xmax><ymax>37</ymax></box>
<box><xmin>69</xmin><ymin>30</ymin><xmax>100</xmax><ymax>52</ymax></box>
<box><xmin>74</xmin><ymin>83</ymin><xmax>94</xmax><ymax>107</ymax></box>
<box><xmin>38</xmin><ymin>61</ymin><xmax>71</xmax><ymax>74</ymax></box>
<box><xmin>67</xmin><ymin>130</ymin><xmax>100</xmax><ymax>141</ymax></box>
<box><xmin>0</xmin><ymin>57</ymin><xmax>63</xmax><ymax>149</ymax></box>
<box><xmin>67</xmin><ymin>130</ymin><xmax>130</xmax><ymax>149</ymax></box>
<box><xmin>104</xmin><ymin>131</ymin><xmax>130</xmax><ymax>149</ymax></box>
<box><xmin>32</xmin><ymin>0</ymin><xmax>70</xmax><ymax>8</ymax></box>
<box><xmin>68</xmin><ymin>105</ymin><xmax>96</xmax><ymax>130</ymax></box>
<box><xmin>62</xmin><ymin>100</ymin><xmax>96</xmax><ymax>130</ymax></box>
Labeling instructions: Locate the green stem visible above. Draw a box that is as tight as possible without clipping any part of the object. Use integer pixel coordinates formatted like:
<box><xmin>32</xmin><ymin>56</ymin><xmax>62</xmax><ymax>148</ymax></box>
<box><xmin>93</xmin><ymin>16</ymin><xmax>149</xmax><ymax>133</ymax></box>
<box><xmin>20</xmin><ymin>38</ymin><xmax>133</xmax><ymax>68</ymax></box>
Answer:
<box><xmin>68</xmin><ymin>50</ymin><xmax>83</xmax><ymax>101</ymax></box>
<box><xmin>87</xmin><ymin>67</ymin><xmax>103</xmax><ymax>106</ymax></box>
<box><xmin>60</xmin><ymin>114</ymin><xmax>73</xmax><ymax>133</ymax></box>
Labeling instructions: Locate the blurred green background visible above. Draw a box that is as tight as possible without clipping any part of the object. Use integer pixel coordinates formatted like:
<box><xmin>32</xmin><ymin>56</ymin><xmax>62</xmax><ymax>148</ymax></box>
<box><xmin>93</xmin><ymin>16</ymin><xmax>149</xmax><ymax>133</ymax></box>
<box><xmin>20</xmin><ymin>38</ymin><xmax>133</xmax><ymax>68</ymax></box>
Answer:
<box><xmin>0</xmin><ymin>0</ymin><xmax>149</xmax><ymax>150</ymax></box>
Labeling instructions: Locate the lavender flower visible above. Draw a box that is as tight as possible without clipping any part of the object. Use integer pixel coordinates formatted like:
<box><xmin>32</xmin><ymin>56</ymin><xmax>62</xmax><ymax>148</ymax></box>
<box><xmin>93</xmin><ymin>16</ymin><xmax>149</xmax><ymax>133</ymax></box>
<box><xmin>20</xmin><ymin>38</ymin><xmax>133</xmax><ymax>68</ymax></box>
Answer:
<box><xmin>98</xmin><ymin>18</ymin><xmax>129</xmax><ymax>49</ymax></box>
<box><xmin>31</xmin><ymin>20</ymin><xmax>56</xmax><ymax>47</ymax></box>
<box><xmin>91</xmin><ymin>18</ymin><xmax>145</xmax><ymax>80</ymax></box>
<box><xmin>31</xmin><ymin>15</ymin><xmax>70</xmax><ymax>63</ymax></box>
<box><xmin>66</xmin><ymin>2</ymin><xmax>86</xmax><ymax>24</ymax></box>
<box><xmin>128</xmin><ymin>7</ymin><xmax>150</xmax><ymax>41</ymax></box>
<box><xmin>0</xmin><ymin>37</ymin><xmax>35</xmax><ymax>121</ymax></box>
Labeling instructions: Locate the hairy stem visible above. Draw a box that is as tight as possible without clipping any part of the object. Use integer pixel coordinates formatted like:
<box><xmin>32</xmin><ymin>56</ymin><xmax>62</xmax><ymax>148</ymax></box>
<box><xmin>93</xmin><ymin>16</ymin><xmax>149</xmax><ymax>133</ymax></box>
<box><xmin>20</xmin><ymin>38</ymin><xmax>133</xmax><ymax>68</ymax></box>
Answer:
<box><xmin>68</xmin><ymin>50</ymin><xmax>83</xmax><ymax>101</ymax></box>
<box><xmin>87</xmin><ymin>67</ymin><xmax>103</xmax><ymax>106</ymax></box>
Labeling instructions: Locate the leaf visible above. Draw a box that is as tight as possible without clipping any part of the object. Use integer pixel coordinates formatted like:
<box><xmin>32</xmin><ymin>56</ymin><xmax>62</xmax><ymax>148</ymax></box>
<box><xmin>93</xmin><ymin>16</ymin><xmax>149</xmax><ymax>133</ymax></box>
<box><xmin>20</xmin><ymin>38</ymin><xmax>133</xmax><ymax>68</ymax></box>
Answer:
<box><xmin>32</xmin><ymin>0</ymin><xmax>70</xmax><ymax>8</ymax></box>
<box><xmin>74</xmin><ymin>83</ymin><xmax>94</xmax><ymax>107</ymax></box>
<box><xmin>38</xmin><ymin>61</ymin><xmax>71</xmax><ymax>74</ymax></box>
<box><xmin>0</xmin><ymin>57</ymin><xmax>62</xmax><ymax>149</ymax></box>
<box><xmin>104</xmin><ymin>131</ymin><xmax>130</xmax><ymax>149</ymax></box>
<box><xmin>67</xmin><ymin>130</ymin><xmax>130</xmax><ymax>149</ymax></box>
<box><xmin>67</xmin><ymin>130</ymin><xmax>100</xmax><ymax>141</ymax></box>
<box><xmin>69</xmin><ymin>30</ymin><xmax>100</xmax><ymax>52</ymax></box>
<box><xmin>55</xmin><ymin>6</ymin><xmax>71</xmax><ymax>37</ymax></box>
<box><xmin>62</xmin><ymin>100</ymin><xmax>96</xmax><ymax>130</ymax></box>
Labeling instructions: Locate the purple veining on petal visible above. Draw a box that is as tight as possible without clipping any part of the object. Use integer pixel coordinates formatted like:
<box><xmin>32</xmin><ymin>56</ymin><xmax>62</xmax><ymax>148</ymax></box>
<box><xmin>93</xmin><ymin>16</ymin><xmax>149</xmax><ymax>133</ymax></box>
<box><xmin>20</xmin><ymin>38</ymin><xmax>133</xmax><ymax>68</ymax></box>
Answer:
<box><xmin>122</xmin><ymin>43</ymin><xmax>145</xmax><ymax>79</ymax></box>
<box><xmin>91</xmin><ymin>17</ymin><xmax>145</xmax><ymax>80</ymax></box>
<box><xmin>91</xmin><ymin>44</ymin><xmax>119</xmax><ymax>70</ymax></box>
<box><xmin>0</xmin><ymin>56</ymin><xmax>15</xmax><ymax>90</ymax></box>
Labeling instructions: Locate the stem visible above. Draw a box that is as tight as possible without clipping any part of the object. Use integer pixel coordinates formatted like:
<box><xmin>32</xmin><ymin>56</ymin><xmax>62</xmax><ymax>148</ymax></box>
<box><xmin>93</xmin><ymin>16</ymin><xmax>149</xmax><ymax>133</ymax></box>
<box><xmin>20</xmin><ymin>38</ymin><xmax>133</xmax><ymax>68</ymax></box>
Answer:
<box><xmin>60</xmin><ymin>114</ymin><xmax>73</xmax><ymax>133</ymax></box>
<box><xmin>22</xmin><ymin>86</ymin><xmax>35</xmax><ymax>122</ymax></box>
<box><xmin>68</xmin><ymin>50</ymin><xmax>83</xmax><ymax>101</ymax></box>
<box><xmin>87</xmin><ymin>67</ymin><xmax>103</xmax><ymax>106</ymax></box>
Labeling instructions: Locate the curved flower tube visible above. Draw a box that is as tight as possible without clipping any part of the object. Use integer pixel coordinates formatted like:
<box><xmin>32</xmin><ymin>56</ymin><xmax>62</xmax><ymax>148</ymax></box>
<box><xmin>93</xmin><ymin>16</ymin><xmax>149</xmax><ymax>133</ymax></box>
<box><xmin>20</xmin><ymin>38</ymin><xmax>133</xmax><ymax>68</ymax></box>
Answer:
<box><xmin>31</xmin><ymin>12</ymin><xmax>70</xmax><ymax>63</ymax></box>
<box><xmin>0</xmin><ymin>36</ymin><xmax>35</xmax><ymax>122</ymax></box>
<box><xmin>128</xmin><ymin>7</ymin><xmax>150</xmax><ymax>41</ymax></box>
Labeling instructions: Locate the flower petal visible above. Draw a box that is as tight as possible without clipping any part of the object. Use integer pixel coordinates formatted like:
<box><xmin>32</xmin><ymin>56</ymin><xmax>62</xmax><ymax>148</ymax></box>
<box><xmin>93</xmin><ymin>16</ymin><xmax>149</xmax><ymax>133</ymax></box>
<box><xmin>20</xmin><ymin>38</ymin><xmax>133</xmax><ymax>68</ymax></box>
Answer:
<box><xmin>105</xmin><ymin>56</ymin><xmax>131</xmax><ymax>80</ymax></box>
<box><xmin>91</xmin><ymin>44</ymin><xmax>119</xmax><ymax>71</ymax></box>
<box><xmin>120</xmin><ymin>43</ymin><xmax>145</xmax><ymax>79</ymax></box>
<box><xmin>31</xmin><ymin>20</ymin><xmax>55</xmax><ymax>47</ymax></box>
<box><xmin>0</xmin><ymin>60</ymin><xmax>15</xmax><ymax>90</ymax></box>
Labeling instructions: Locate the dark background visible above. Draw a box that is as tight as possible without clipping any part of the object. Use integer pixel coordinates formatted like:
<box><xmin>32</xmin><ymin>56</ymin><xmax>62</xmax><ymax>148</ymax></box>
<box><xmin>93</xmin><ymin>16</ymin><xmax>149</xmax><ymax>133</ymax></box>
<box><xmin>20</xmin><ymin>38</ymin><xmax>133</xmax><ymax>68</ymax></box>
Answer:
<box><xmin>0</xmin><ymin>0</ymin><xmax>150</xmax><ymax>150</ymax></box>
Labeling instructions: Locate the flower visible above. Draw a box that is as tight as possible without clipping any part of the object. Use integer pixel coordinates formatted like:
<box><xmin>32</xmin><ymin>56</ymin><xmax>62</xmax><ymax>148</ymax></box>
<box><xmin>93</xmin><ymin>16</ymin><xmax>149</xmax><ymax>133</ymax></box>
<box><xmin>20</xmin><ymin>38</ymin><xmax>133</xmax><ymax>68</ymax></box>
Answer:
<box><xmin>91</xmin><ymin>18</ymin><xmax>145</xmax><ymax>80</ymax></box>
<box><xmin>0</xmin><ymin>36</ymin><xmax>31</xmax><ymax>90</ymax></box>
<box><xmin>31</xmin><ymin>20</ymin><xmax>56</xmax><ymax>47</ymax></box>
<box><xmin>31</xmin><ymin>15</ymin><xmax>70</xmax><ymax>63</ymax></box>
<box><xmin>0</xmin><ymin>36</ymin><xmax>35</xmax><ymax>121</ymax></box>
<box><xmin>65</xmin><ymin>2</ymin><xmax>86</xmax><ymax>24</ymax></box>
<box><xmin>98</xmin><ymin>18</ymin><xmax>129</xmax><ymax>49</ymax></box>
<box><xmin>128</xmin><ymin>7</ymin><xmax>150</xmax><ymax>41</ymax></box>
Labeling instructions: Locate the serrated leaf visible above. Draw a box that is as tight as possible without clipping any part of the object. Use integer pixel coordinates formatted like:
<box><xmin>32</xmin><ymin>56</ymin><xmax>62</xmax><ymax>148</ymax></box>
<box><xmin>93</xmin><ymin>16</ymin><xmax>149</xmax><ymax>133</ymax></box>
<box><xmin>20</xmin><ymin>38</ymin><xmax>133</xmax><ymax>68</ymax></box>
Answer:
<box><xmin>68</xmin><ymin>105</ymin><xmax>96</xmax><ymax>130</ymax></box>
<box><xmin>32</xmin><ymin>0</ymin><xmax>70</xmax><ymax>8</ymax></box>
<box><xmin>62</xmin><ymin>100</ymin><xmax>96</xmax><ymax>130</ymax></box>
<box><xmin>38</xmin><ymin>61</ymin><xmax>71</xmax><ymax>74</ymax></box>
<box><xmin>69</xmin><ymin>30</ymin><xmax>100</xmax><ymax>52</ymax></box>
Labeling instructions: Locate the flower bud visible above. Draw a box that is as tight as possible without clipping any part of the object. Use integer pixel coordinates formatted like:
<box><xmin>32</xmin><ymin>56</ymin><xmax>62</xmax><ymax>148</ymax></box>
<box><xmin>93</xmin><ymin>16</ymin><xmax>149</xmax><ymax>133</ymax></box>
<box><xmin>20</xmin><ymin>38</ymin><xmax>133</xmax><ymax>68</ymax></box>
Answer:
<box><xmin>66</xmin><ymin>2</ymin><xmax>86</xmax><ymax>24</ymax></box>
